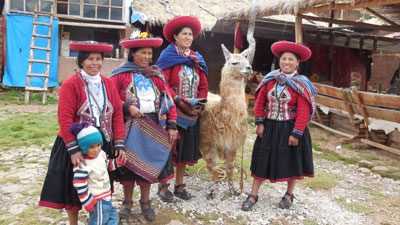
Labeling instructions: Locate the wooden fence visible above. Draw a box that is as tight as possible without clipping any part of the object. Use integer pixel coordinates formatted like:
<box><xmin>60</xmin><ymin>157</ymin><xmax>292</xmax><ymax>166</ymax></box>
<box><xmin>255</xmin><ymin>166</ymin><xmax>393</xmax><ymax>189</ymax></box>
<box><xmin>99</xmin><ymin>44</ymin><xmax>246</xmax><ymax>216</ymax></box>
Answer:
<box><xmin>313</xmin><ymin>83</ymin><xmax>400</xmax><ymax>155</ymax></box>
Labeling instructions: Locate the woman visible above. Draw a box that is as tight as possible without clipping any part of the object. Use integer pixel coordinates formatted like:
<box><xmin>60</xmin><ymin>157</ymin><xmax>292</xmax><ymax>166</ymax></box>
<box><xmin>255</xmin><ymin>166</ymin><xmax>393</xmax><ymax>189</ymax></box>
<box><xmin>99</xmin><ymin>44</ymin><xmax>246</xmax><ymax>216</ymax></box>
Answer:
<box><xmin>241</xmin><ymin>41</ymin><xmax>316</xmax><ymax>211</ymax></box>
<box><xmin>110</xmin><ymin>32</ymin><xmax>177</xmax><ymax>221</ymax></box>
<box><xmin>156</xmin><ymin>16</ymin><xmax>208</xmax><ymax>200</ymax></box>
<box><xmin>39</xmin><ymin>41</ymin><xmax>126</xmax><ymax>225</ymax></box>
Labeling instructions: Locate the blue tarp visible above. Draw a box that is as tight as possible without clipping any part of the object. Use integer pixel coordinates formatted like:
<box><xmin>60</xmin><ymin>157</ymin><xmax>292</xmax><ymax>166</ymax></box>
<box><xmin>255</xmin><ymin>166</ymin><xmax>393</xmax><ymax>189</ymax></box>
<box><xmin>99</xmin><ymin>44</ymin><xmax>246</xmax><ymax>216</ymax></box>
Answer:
<box><xmin>3</xmin><ymin>13</ymin><xmax>59</xmax><ymax>87</ymax></box>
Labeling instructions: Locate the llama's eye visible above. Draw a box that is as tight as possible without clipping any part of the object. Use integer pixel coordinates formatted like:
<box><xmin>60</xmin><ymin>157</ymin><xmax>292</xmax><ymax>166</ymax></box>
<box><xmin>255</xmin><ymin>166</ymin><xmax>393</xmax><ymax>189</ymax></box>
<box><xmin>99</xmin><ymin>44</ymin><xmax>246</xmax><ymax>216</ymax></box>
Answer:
<box><xmin>232</xmin><ymin>62</ymin><xmax>238</xmax><ymax>65</ymax></box>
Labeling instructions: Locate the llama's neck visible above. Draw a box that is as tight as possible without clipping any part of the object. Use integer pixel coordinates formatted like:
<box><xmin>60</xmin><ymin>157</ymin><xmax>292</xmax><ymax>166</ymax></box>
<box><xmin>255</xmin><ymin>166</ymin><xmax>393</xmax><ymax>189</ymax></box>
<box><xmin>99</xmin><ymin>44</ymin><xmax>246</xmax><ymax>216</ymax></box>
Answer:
<box><xmin>219</xmin><ymin>77</ymin><xmax>246</xmax><ymax>102</ymax></box>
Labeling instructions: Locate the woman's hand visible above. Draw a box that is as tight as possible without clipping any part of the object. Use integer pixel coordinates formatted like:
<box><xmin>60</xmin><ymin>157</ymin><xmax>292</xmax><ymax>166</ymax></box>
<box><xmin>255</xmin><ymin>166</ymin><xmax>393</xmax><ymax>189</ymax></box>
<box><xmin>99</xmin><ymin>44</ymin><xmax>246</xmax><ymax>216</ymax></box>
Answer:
<box><xmin>256</xmin><ymin>124</ymin><xmax>264</xmax><ymax>138</ymax></box>
<box><xmin>288</xmin><ymin>135</ymin><xmax>299</xmax><ymax>146</ymax></box>
<box><xmin>87</xmin><ymin>207</ymin><xmax>95</xmax><ymax>213</ymax></box>
<box><xmin>189</xmin><ymin>107</ymin><xmax>202</xmax><ymax>116</ymax></box>
<box><xmin>128</xmin><ymin>105</ymin><xmax>144</xmax><ymax>119</ymax></box>
<box><xmin>167</xmin><ymin>129</ymin><xmax>177</xmax><ymax>144</ymax></box>
<box><xmin>116</xmin><ymin>149</ymin><xmax>127</xmax><ymax>164</ymax></box>
<box><xmin>70</xmin><ymin>151</ymin><xmax>85</xmax><ymax>168</ymax></box>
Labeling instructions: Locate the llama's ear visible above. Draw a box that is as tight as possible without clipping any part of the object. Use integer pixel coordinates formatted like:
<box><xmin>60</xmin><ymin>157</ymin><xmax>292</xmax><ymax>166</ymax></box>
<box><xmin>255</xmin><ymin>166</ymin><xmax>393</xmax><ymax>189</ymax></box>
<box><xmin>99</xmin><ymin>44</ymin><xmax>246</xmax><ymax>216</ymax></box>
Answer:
<box><xmin>240</xmin><ymin>48</ymin><xmax>249</xmax><ymax>59</ymax></box>
<box><xmin>221</xmin><ymin>44</ymin><xmax>231</xmax><ymax>61</ymax></box>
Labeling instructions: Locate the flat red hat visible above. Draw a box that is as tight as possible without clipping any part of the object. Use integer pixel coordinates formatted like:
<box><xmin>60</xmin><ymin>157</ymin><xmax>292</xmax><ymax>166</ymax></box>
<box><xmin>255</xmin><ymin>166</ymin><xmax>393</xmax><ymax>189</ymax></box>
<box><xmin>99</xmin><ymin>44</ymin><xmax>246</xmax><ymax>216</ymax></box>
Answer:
<box><xmin>69</xmin><ymin>41</ymin><xmax>113</xmax><ymax>52</ymax></box>
<box><xmin>271</xmin><ymin>41</ymin><xmax>311</xmax><ymax>62</ymax></box>
<box><xmin>120</xmin><ymin>38</ymin><xmax>163</xmax><ymax>49</ymax></box>
<box><xmin>163</xmin><ymin>16</ymin><xmax>201</xmax><ymax>43</ymax></box>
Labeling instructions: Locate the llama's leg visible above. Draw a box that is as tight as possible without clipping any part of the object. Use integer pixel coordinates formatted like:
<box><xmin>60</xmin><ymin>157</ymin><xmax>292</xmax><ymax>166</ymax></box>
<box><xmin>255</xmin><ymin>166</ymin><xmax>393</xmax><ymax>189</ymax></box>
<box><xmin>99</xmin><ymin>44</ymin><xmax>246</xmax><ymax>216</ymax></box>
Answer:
<box><xmin>224</xmin><ymin>149</ymin><xmax>238</xmax><ymax>194</ymax></box>
<box><xmin>202</xmin><ymin>145</ymin><xmax>219</xmax><ymax>181</ymax></box>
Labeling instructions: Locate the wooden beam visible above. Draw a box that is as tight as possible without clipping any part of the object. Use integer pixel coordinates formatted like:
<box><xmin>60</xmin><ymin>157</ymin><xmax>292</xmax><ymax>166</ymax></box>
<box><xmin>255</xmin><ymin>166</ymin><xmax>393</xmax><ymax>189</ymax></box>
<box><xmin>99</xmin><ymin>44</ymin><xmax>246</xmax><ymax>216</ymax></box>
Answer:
<box><xmin>298</xmin><ymin>14</ymin><xmax>400</xmax><ymax>32</ymax></box>
<box><xmin>360</xmin><ymin>139</ymin><xmax>400</xmax><ymax>156</ymax></box>
<box><xmin>300</xmin><ymin>0</ymin><xmax>400</xmax><ymax>14</ymax></box>
<box><xmin>234</xmin><ymin>21</ymin><xmax>241</xmax><ymax>53</ymax></box>
<box><xmin>365</xmin><ymin>7</ymin><xmax>399</xmax><ymax>26</ymax></box>
<box><xmin>310</xmin><ymin>121</ymin><xmax>355</xmax><ymax>139</ymax></box>
<box><xmin>58</xmin><ymin>21</ymin><xmax>126</xmax><ymax>29</ymax></box>
<box><xmin>295</xmin><ymin>15</ymin><xmax>303</xmax><ymax>44</ymax></box>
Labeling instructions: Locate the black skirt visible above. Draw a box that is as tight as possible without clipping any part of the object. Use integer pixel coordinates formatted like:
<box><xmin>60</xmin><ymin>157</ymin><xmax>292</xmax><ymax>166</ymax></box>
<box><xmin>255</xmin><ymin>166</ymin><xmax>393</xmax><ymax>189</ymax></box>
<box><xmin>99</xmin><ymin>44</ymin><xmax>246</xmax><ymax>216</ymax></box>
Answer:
<box><xmin>115</xmin><ymin>113</ymin><xmax>174</xmax><ymax>184</ymax></box>
<box><xmin>39</xmin><ymin>133</ymin><xmax>114</xmax><ymax>211</ymax></box>
<box><xmin>174</xmin><ymin>118</ymin><xmax>201</xmax><ymax>165</ymax></box>
<box><xmin>250</xmin><ymin>119</ymin><xmax>314</xmax><ymax>183</ymax></box>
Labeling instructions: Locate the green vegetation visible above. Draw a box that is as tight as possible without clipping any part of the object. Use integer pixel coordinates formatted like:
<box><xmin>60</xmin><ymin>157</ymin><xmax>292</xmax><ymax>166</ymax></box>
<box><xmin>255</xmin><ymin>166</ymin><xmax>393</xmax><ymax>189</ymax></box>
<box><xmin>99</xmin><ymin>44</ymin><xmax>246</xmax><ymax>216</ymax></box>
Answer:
<box><xmin>0</xmin><ymin>90</ymin><xmax>58</xmax><ymax>105</ymax></box>
<box><xmin>361</xmin><ymin>155</ymin><xmax>379</xmax><ymax>161</ymax></box>
<box><xmin>313</xmin><ymin>137</ymin><xmax>328</xmax><ymax>142</ymax></box>
<box><xmin>299</xmin><ymin>169</ymin><xmax>341</xmax><ymax>190</ymax></box>
<box><xmin>312</xmin><ymin>142</ymin><xmax>321</xmax><ymax>151</ymax></box>
<box><xmin>0</xmin><ymin>176</ymin><xmax>19</xmax><ymax>185</ymax></box>
<box><xmin>303</xmin><ymin>219</ymin><xmax>318</xmax><ymax>225</ymax></box>
<box><xmin>0</xmin><ymin>112</ymin><xmax>58</xmax><ymax>151</ymax></box>
<box><xmin>334</xmin><ymin>197</ymin><xmax>374</xmax><ymax>215</ymax></box>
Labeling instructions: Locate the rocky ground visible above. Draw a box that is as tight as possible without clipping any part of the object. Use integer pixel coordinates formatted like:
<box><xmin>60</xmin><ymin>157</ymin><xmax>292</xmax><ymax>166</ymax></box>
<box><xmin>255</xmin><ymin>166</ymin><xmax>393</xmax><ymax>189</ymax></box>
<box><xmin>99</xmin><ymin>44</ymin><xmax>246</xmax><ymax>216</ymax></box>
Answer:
<box><xmin>0</xmin><ymin>104</ymin><xmax>400</xmax><ymax>225</ymax></box>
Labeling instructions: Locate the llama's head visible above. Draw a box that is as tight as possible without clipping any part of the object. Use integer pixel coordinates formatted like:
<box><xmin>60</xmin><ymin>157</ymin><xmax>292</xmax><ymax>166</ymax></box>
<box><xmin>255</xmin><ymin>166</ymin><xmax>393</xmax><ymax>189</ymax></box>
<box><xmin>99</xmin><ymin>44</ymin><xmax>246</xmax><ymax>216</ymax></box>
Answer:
<box><xmin>221</xmin><ymin>44</ymin><xmax>253</xmax><ymax>81</ymax></box>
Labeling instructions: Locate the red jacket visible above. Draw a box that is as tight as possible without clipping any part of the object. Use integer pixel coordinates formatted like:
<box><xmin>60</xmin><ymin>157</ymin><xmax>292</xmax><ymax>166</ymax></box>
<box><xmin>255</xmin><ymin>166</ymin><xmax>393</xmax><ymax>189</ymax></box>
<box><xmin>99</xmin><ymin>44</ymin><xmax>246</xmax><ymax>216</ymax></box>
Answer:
<box><xmin>161</xmin><ymin>50</ymin><xmax>208</xmax><ymax>102</ymax></box>
<box><xmin>254</xmin><ymin>79</ymin><xmax>311</xmax><ymax>138</ymax></box>
<box><xmin>58</xmin><ymin>74</ymin><xmax>125</xmax><ymax>155</ymax></box>
<box><xmin>110</xmin><ymin>72</ymin><xmax>177</xmax><ymax>129</ymax></box>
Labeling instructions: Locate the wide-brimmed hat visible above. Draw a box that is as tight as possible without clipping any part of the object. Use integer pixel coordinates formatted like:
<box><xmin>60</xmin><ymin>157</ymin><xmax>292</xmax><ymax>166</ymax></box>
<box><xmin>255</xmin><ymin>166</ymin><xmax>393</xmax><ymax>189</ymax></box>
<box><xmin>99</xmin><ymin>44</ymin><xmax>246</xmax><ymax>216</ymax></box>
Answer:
<box><xmin>163</xmin><ymin>16</ymin><xmax>201</xmax><ymax>43</ymax></box>
<box><xmin>120</xmin><ymin>31</ymin><xmax>163</xmax><ymax>49</ymax></box>
<box><xmin>69</xmin><ymin>40</ymin><xmax>113</xmax><ymax>52</ymax></box>
<box><xmin>271</xmin><ymin>41</ymin><xmax>311</xmax><ymax>62</ymax></box>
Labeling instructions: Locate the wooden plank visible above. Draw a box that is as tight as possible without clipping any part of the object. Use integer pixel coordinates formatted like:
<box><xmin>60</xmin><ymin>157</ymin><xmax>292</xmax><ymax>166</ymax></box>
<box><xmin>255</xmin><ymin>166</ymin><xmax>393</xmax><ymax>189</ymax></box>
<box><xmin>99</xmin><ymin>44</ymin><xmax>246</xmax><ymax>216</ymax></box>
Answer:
<box><xmin>351</xmin><ymin>87</ymin><xmax>379</xmax><ymax>142</ymax></box>
<box><xmin>300</xmin><ymin>0</ymin><xmax>400</xmax><ymax>14</ymax></box>
<box><xmin>315</xmin><ymin>95</ymin><xmax>348</xmax><ymax>111</ymax></box>
<box><xmin>365</xmin><ymin>7</ymin><xmax>399</xmax><ymax>26</ymax></box>
<box><xmin>313</xmin><ymin>83</ymin><xmax>344</xmax><ymax>100</ymax></box>
<box><xmin>357</xmin><ymin>91</ymin><xmax>400</xmax><ymax>110</ymax></box>
<box><xmin>298</xmin><ymin>14</ymin><xmax>400</xmax><ymax>32</ymax></box>
<box><xmin>360</xmin><ymin>139</ymin><xmax>400</xmax><ymax>156</ymax></box>
<box><xmin>341</xmin><ymin>89</ymin><xmax>356</xmax><ymax>122</ymax></box>
<box><xmin>364</xmin><ymin>106</ymin><xmax>400</xmax><ymax>123</ymax></box>
<box><xmin>310</xmin><ymin>121</ymin><xmax>355</xmax><ymax>139</ymax></box>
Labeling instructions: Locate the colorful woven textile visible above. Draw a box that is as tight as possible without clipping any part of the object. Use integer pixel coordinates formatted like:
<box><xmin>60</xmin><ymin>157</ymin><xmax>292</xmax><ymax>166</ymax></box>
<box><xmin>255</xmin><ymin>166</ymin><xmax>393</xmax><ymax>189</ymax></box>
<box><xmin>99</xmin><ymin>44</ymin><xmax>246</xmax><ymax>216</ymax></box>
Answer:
<box><xmin>158</xmin><ymin>91</ymin><xmax>175</xmax><ymax>129</ymax></box>
<box><xmin>176</xmin><ymin>98</ymin><xmax>207</xmax><ymax>129</ymax></box>
<box><xmin>124</xmin><ymin>116</ymin><xmax>172</xmax><ymax>183</ymax></box>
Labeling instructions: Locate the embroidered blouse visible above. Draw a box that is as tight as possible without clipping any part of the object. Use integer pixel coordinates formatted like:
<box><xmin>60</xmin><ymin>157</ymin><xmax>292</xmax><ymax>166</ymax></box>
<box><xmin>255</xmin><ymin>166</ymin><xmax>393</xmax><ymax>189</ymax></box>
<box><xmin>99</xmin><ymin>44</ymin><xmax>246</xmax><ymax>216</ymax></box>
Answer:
<box><xmin>254</xmin><ymin>77</ymin><xmax>311</xmax><ymax>139</ymax></box>
<box><xmin>58</xmin><ymin>73</ymin><xmax>125</xmax><ymax>155</ymax></box>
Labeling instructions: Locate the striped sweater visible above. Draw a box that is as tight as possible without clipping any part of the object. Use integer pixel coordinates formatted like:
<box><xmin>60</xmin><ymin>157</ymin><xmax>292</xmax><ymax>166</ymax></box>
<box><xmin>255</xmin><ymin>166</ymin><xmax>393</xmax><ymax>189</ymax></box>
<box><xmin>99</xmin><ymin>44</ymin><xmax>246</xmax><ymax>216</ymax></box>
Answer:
<box><xmin>72</xmin><ymin>151</ymin><xmax>122</xmax><ymax>211</ymax></box>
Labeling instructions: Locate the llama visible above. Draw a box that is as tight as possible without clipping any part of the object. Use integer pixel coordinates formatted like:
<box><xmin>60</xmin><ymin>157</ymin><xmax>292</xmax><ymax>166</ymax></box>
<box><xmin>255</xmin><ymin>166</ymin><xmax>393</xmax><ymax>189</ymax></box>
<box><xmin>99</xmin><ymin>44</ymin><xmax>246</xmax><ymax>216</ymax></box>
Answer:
<box><xmin>199</xmin><ymin>44</ymin><xmax>253</xmax><ymax>193</ymax></box>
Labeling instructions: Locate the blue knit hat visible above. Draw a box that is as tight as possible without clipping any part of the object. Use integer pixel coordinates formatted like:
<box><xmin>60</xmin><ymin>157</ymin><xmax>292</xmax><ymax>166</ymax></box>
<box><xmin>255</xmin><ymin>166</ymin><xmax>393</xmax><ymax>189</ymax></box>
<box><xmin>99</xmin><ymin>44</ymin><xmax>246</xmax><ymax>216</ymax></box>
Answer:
<box><xmin>70</xmin><ymin>122</ymin><xmax>103</xmax><ymax>155</ymax></box>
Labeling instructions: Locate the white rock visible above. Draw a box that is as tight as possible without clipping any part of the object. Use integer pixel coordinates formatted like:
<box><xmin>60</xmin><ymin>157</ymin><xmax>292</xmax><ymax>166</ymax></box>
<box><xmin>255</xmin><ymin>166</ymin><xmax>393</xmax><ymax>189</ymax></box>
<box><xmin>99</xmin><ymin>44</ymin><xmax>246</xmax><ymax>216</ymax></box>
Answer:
<box><xmin>9</xmin><ymin>204</ymin><xmax>28</xmax><ymax>214</ymax></box>
<box><xmin>371</xmin><ymin>166</ymin><xmax>388</xmax><ymax>172</ymax></box>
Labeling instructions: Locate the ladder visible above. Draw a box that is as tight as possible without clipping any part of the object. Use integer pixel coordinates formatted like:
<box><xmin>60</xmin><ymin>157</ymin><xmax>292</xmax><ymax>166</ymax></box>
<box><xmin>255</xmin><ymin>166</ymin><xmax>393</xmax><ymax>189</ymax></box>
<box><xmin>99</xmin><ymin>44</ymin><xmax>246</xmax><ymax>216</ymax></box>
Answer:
<box><xmin>24</xmin><ymin>5</ymin><xmax>54</xmax><ymax>104</ymax></box>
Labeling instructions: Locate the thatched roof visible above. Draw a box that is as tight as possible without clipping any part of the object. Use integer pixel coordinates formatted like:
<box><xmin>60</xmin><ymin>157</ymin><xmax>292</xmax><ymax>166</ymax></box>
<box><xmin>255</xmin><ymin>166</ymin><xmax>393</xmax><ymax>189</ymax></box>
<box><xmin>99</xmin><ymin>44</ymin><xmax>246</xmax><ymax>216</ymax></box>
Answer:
<box><xmin>131</xmin><ymin>0</ymin><xmax>235</xmax><ymax>31</ymax></box>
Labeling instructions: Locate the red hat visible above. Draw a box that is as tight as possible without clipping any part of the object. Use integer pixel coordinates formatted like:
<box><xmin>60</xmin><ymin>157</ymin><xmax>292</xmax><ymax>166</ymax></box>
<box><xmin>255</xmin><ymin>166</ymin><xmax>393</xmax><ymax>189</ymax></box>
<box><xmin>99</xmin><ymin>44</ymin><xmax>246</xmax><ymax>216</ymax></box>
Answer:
<box><xmin>163</xmin><ymin>16</ymin><xmax>201</xmax><ymax>43</ymax></box>
<box><xmin>271</xmin><ymin>41</ymin><xmax>311</xmax><ymax>62</ymax></box>
<box><xmin>120</xmin><ymin>38</ymin><xmax>163</xmax><ymax>49</ymax></box>
<box><xmin>69</xmin><ymin>41</ymin><xmax>113</xmax><ymax>53</ymax></box>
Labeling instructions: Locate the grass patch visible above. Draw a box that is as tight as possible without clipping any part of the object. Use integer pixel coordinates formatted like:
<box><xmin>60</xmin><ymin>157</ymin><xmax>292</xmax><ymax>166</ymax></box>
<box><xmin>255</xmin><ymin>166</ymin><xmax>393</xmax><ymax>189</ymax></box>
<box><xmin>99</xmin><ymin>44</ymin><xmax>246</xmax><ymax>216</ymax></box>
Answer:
<box><xmin>342</xmin><ymin>143</ymin><xmax>354</xmax><ymax>150</ymax></box>
<box><xmin>303</xmin><ymin>219</ymin><xmax>318</xmax><ymax>225</ymax></box>
<box><xmin>0</xmin><ymin>90</ymin><xmax>58</xmax><ymax>105</ymax></box>
<box><xmin>313</xmin><ymin>137</ymin><xmax>328</xmax><ymax>142</ymax></box>
<box><xmin>315</xmin><ymin>151</ymin><xmax>341</xmax><ymax>162</ymax></box>
<box><xmin>343</xmin><ymin>157</ymin><xmax>359</xmax><ymax>165</ymax></box>
<box><xmin>0</xmin><ymin>176</ymin><xmax>20</xmax><ymax>185</ymax></box>
<box><xmin>376</xmin><ymin>169</ymin><xmax>400</xmax><ymax>181</ymax></box>
<box><xmin>334</xmin><ymin>197</ymin><xmax>374</xmax><ymax>215</ymax></box>
<box><xmin>361</xmin><ymin>155</ymin><xmax>379</xmax><ymax>161</ymax></box>
<box><xmin>0</xmin><ymin>112</ymin><xmax>58</xmax><ymax>151</ymax></box>
<box><xmin>298</xmin><ymin>169</ymin><xmax>341</xmax><ymax>190</ymax></box>
<box><xmin>312</xmin><ymin>142</ymin><xmax>321</xmax><ymax>151</ymax></box>
<box><xmin>0</xmin><ymin>166</ymin><xmax>10</xmax><ymax>172</ymax></box>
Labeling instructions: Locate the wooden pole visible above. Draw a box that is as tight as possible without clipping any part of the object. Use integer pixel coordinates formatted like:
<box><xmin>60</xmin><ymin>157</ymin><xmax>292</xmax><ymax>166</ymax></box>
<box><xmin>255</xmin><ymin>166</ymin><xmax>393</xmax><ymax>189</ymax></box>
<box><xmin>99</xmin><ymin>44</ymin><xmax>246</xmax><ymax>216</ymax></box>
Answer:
<box><xmin>234</xmin><ymin>21</ymin><xmax>241</xmax><ymax>53</ymax></box>
<box><xmin>365</xmin><ymin>7</ymin><xmax>399</xmax><ymax>26</ymax></box>
<box><xmin>295</xmin><ymin>15</ymin><xmax>303</xmax><ymax>44</ymax></box>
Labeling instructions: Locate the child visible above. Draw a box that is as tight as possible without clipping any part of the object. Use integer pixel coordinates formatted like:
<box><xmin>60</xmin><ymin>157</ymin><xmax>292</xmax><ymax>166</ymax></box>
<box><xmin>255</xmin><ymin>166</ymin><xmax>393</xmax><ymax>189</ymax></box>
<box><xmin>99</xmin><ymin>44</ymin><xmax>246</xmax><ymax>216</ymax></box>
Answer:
<box><xmin>70</xmin><ymin>122</ymin><xmax>126</xmax><ymax>225</ymax></box>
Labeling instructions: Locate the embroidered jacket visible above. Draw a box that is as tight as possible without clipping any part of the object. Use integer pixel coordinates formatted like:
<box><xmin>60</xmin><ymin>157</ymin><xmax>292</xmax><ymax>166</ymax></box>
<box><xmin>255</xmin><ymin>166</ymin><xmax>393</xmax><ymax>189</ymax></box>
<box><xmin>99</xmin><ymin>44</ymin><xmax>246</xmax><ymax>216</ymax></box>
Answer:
<box><xmin>254</xmin><ymin>79</ymin><xmax>311</xmax><ymax>139</ymax></box>
<box><xmin>58</xmin><ymin>74</ymin><xmax>125</xmax><ymax>155</ymax></box>
<box><xmin>110</xmin><ymin>72</ymin><xmax>177</xmax><ymax>129</ymax></box>
<box><xmin>161</xmin><ymin>50</ymin><xmax>208</xmax><ymax>104</ymax></box>
<box><xmin>72</xmin><ymin>151</ymin><xmax>123</xmax><ymax>211</ymax></box>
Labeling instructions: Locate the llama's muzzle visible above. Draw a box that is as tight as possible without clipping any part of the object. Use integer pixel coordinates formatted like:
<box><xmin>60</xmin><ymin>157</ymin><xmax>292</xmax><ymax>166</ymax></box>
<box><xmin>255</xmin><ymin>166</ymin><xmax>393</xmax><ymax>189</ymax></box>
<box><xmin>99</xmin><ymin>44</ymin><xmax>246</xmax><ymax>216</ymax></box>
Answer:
<box><xmin>240</xmin><ymin>66</ymin><xmax>253</xmax><ymax>77</ymax></box>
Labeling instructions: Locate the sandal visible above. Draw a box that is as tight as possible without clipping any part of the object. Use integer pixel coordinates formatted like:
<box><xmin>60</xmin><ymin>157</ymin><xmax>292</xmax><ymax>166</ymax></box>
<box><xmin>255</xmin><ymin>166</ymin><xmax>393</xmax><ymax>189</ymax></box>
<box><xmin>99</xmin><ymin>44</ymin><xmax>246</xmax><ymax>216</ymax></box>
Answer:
<box><xmin>139</xmin><ymin>200</ymin><xmax>155</xmax><ymax>221</ymax></box>
<box><xmin>241</xmin><ymin>194</ymin><xmax>258</xmax><ymax>211</ymax></box>
<box><xmin>279</xmin><ymin>192</ymin><xmax>295</xmax><ymax>209</ymax></box>
<box><xmin>157</xmin><ymin>183</ymin><xmax>174</xmax><ymax>203</ymax></box>
<box><xmin>174</xmin><ymin>184</ymin><xmax>192</xmax><ymax>200</ymax></box>
<box><xmin>119</xmin><ymin>200</ymin><xmax>133</xmax><ymax>218</ymax></box>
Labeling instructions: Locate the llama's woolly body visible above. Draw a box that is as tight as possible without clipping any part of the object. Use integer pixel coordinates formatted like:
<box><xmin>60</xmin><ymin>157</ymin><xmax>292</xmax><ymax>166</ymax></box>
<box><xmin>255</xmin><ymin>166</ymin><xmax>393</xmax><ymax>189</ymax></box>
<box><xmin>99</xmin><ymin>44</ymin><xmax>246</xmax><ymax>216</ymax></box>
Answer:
<box><xmin>200</xmin><ymin>46</ymin><xmax>252</xmax><ymax>182</ymax></box>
